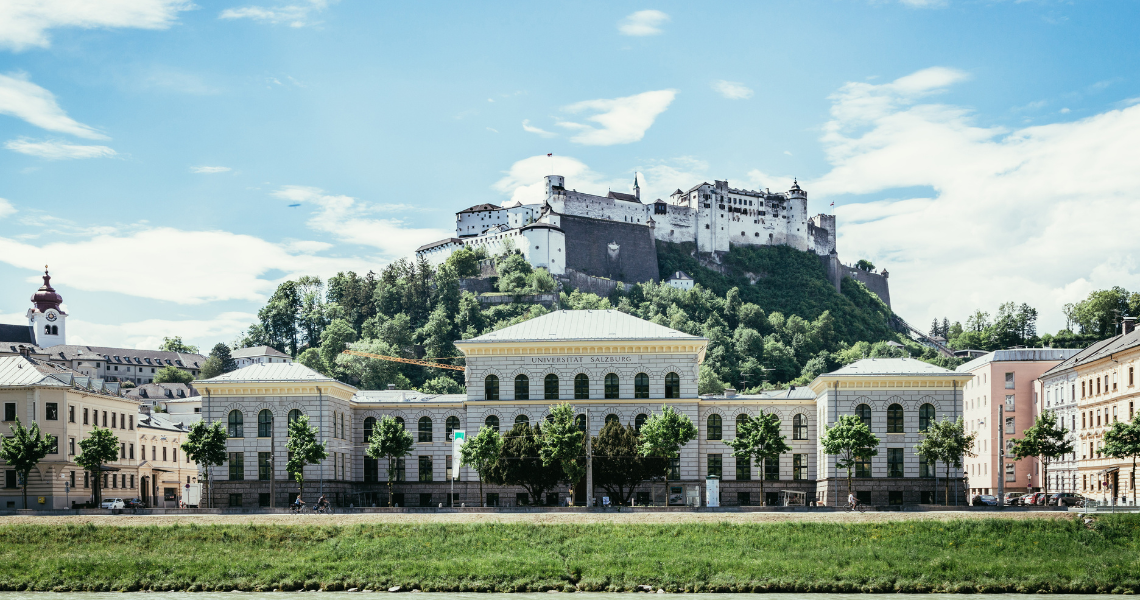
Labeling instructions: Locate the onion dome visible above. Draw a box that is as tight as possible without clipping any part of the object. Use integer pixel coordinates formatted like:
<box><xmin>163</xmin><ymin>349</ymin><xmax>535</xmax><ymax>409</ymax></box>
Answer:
<box><xmin>31</xmin><ymin>266</ymin><xmax>63</xmax><ymax>312</ymax></box>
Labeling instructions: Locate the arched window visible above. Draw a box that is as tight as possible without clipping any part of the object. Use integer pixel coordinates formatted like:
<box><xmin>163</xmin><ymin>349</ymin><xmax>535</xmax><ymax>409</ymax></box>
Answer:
<box><xmin>736</xmin><ymin>413</ymin><xmax>749</xmax><ymax>432</ymax></box>
<box><xmin>707</xmin><ymin>414</ymin><xmax>722</xmax><ymax>440</ymax></box>
<box><xmin>51</xmin><ymin>325</ymin><xmax>58</xmax><ymax>335</ymax></box>
<box><xmin>856</xmin><ymin>404</ymin><xmax>872</xmax><ymax>429</ymax></box>
<box><xmin>604</xmin><ymin>413</ymin><xmax>620</xmax><ymax>426</ymax></box>
<box><xmin>575</xmin><ymin>414</ymin><xmax>587</xmax><ymax>432</ymax></box>
<box><xmin>919</xmin><ymin>403</ymin><xmax>936</xmax><ymax>432</ymax></box>
<box><xmin>227</xmin><ymin>410</ymin><xmax>243</xmax><ymax>438</ymax></box>
<box><xmin>665</xmin><ymin>372</ymin><xmax>680</xmax><ymax>399</ymax></box>
<box><xmin>363</xmin><ymin>416</ymin><xmax>376</xmax><ymax>441</ymax></box>
<box><xmin>288</xmin><ymin>409</ymin><xmax>302</xmax><ymax>426</ymax></box>
<box><xmin>485</xmin><ymin>375</ymin><xmax>499</xmax><ymax>400</ymax></box>
<box><xmin>258</xmin><ymin>410</ymin><xmax>273</xmax><ymax>438</ymax></box>
<box><xmin>793</xmin><ymin>414</ymin><xmax>807</xmax><ymax>440</ymax></box>
<box><xmin>446</xmin><ymin>416</ymin><xmax>460</xmax><ymax>440</ymax></box>
<box><xmin>44</xmin><ymin>325</ymin><xmax>50</xmax><ymax>334</ymax></box>
<box><xmin>514</xmin><ymin>414</ymin><xmax>529</xmax><ymax>428</ymax></box>
<box><xmin>544</xmin><ymin>374</ymin><xmax>559</xmax><ymax>400</ymax></box>
<box><xmin>634</xmin><ymin>373</ymin><xmax>649</xmax><ymax>398</ymax></box>
<box><xmin>634</xmin><ymin>413</ymin><xmax>647</xmax><ymax>432</ymax></box>
<box><xmin>485</xmin><ymin>415</ymin><xmax>499</xmax><ymax>433</ymax></box>
<box><xmin>514</xmin><ymin>374</ymin><xmax>529</xmax><ymax>400</ymax></box>
<box><xmin>574</xmin><ymin>374</ymin><xmax>589</xmax><ymax>399</ymax></box>
<box><xmin>418</xmin><ymin>417</ymin><xmax>432</xmax><ymax>443</ymax></box>
<box><xmin>604</xmin><ymin>373</ymin><xmax>620</xmax><ymax>399</ymax></box>
<box><xmin>887</xmin><ymin>403</ymin><xmax>904</xmax><ymax>433</ymax></box>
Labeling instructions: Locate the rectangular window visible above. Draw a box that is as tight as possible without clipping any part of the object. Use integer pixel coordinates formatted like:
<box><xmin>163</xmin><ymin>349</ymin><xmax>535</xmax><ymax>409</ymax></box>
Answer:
<box><xmin>229</xmin><ymin>452</ymin><xmax>244</xmax><ymax>480</ymax></box>
<box><xmin>394</xmin><ymin>457</ymin><xmax>405</xmax><ymax>482</ymax></box>
<box><xmin>120</xmin><ymin>443</ymin><xmax>126</xmax><ymax>459</ymax></box>
<box><xmin>102</xmin><ymin>411</ymin><xmax>107</xmax><ymax>427</ymax></box>
<box><xmin>736</xmin><ymin>456</ymin><xmax>751</xmax><ymax>480</ymax></box>
<box><xmin>4</xmin><ymin>471</ymin><xmax>15</xmax><ymax>488</ymax></box>
<box><xmin>764</xmin><ymin>457</ymin><xmax>780</xmax><ymax>480</ymax></box>
<box><xmin>259</xmin><ymin>452</ymin><xmax>272</xmax><ymax>480</ymax></box>
<box><xmin>45</xmin><ymin>402</ymin><xmax>58</xmax><ymax>420</ymax></box>
<box><xmin>667</xmin><ymin>457</ymin><xmax>680</xmax><ymax>481</ymax></box>
<box><xmin>69</xmin><ymin>405</ymin><xmax>75</xmax><ymax>422</ymax></box>
<box><xmin>128</xmin><ymin>415</ymin><xmax>133</xmax><ymax>430</ymax></box>
<box><xmin>173</xmin><ymin>448</ymin><xmax>177</xmax><ymax>463</ymax></box>
<box><xmin>364</xmin><ymin>457</ymin><xmax>377</xmax><ymax>482</ymax></box>
<box><xmin>486</xmin><ymin>493</ymin><xmax>499</xmax><ymax>507</ymax></box>
<box><xmin>919</xmin><ymin>455</ymin><xmax>933</xmax><ymax>478</ymax></box>
<box><xmin>259</xmin><ymin>493</ymin><xmax>271</xmax><ymax>507</ymax></box>
<box><xmin>1005</xmin><ymin>417</ymin><xmax>1015</xmax><ymax>435</ymax></box>
<box><xmin>1131</xmin><ymin>367</ymin><xmax>1135</xmax><ymax>386</ymax></box>
<box><xmin>793</xmin><ymin>453</ymin><xmax>807</xmax><ymax>480</ymax></box>
<box><xmin>3</xmin><ymin>403</ymin><xmax>14</xmax><ymax>422</ymax></box>
<box><xmin>855</xmin><ymin>456</ymin><xmax>872</xmax><ymax>478</ymax></box>
<box><xmin>229</xmin><ymin>494</ymin><xmax>242</xmax><ymax>507</ymax></box>
<box><xmin>1005</xmin><ymin>395</ymin><xmax>1015</xmax><ymax>412</ymax></box>
<box><xmin>707</xmin><ymin>454</ymin><xmax>722</xmax><ymax>479</ymax></box>
<box><xmin>421</xmin><ymin>493</ymin><xmax>435</xmax><ymax>507</ymax></box>
<box><xmin>68</xmin><ymin>438</ymin><xmax>75</xmax><ymax>455</ymax></box>
<box><xmin>1005</xmin><ymin>372</ymin><xmax>1015</xmax><ymax>389</ymax></box>
<box><xmin>1005</xmin><ymin>462</ymin><xmax>1016</xmax><ymax>482</ymax></box>
<box><xmin>111</xmin><ymin>412</ymin><xmax>116</xmax><ymax>428</ymax></box>
<box><xmin>83</xmin><ymin>408</ymin><xmax>89</xmax><ymax>425</ymax></box>
<box><xmin>84</xmin><ymin>472</ymin><xmax>89</xmax><ymax>488</ymax></box>
<box><xmin>418</xmin><ymin>456</ymin><xmax>432</xmax><ymax>482</ymax></box>
<box><xmin>128</xmin><ymin>444</ymin><xmax>134</xmax><ymax>459</ymax></box>
<box><xmin>162</xmin><ymin>447</ymin><xmax>168</xmax><ymax>462</ymax></box>
<box><xmin>887</xmin><ymin>448</ymin><xmax>904</xmax><ymax>478</ymax></box>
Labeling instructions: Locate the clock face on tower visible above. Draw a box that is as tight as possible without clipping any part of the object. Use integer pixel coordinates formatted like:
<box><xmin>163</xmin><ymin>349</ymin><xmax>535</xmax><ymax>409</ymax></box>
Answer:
<box><xmin>45</xmin><ymin>311</ymin><xmax>57</xmax><ymax>322</ymax></box>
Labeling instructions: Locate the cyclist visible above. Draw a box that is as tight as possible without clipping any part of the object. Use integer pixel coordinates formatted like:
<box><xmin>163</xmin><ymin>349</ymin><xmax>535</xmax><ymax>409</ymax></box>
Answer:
<box><xmin>317</xmin><ymin>495</ymin><xmax>329</xmax><ymax>513</ymax></box>
<box><xmin>292</xmin><ymin>496</ymin><xmax>305</xmax><ymax>513</ymax></box>
<box><xmin>848</xmin><ymin>492</ymin><xmax>858</xmax><ymax>511</ymax></box>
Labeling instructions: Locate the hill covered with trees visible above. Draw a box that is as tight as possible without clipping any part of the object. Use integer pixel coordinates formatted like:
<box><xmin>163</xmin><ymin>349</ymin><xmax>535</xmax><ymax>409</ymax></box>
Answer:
<box><xmin>233</xmin><ymin>242</ymin><xmax>948</xmax><ymax>394</ymax></box>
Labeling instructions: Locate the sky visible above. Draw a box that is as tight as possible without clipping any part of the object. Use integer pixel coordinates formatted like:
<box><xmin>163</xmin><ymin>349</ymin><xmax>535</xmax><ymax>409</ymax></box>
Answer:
<box><xmin>1</xmin><ymin>0</ymin><xmax>1139</xmax><ymax>350</ymax></box>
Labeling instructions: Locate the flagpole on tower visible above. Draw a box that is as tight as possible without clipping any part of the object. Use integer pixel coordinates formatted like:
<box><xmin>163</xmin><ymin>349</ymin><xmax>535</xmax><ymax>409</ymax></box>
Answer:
<box><xmin>547</xmin><ymin>153</ymin><xmax>553</xmax><ymax>175</ymax></box>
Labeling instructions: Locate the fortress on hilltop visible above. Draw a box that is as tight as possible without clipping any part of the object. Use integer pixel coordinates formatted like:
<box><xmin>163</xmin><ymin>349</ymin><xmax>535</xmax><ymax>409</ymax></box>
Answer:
<box><xmin>416</xmin><ymin>173</ymin><xmax>888</xmax><ymax>305</ymax></box>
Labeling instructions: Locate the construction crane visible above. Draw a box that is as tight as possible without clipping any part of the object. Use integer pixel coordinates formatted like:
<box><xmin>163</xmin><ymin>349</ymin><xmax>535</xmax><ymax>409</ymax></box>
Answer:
<box><xmin>340</xmin><ymin>349</ymin><xmax>466</xmax><ymax>371</ymax></box>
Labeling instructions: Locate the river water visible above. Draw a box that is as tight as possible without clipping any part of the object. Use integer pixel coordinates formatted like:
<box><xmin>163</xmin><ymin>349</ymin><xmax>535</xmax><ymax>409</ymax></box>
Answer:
<box><xmin>0</xmin><ymin>594</ymin><xmax>1112</xmax><ymax>599</ymax></box>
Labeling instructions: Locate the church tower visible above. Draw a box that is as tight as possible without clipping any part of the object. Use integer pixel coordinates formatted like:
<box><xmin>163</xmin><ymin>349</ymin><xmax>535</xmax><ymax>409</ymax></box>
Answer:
<box><xmin>633</xmin><ymin>173</ymin><xmax>641</xmax><ymax>201</ymax></box>
<box><xmin>27</xmin><ymin>266</ymin><xmax>66</xmax><ymax>348</ymax></box>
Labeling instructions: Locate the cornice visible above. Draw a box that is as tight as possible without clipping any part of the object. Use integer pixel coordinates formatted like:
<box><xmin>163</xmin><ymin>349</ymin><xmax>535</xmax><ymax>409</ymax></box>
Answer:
<box><xmin>457</xmin><ymin>340</ymin><xmax>708</xmax><ymax>363</ymax></box>
<box><xmin>809</xmin><ymin>375</ymin><xmax>971</xmax><ymax>396</ymax></box>
<box><xmin>195</xmin><ymin>382</ymin><xmax>356</xmax><ymax>401</ymax></box>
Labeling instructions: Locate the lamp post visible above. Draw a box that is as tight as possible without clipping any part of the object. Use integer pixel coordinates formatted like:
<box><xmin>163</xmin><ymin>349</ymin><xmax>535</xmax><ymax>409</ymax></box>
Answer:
<box><xmin>60</xmin><ymin>473</ymin><xmax>69</xmax><ymax>511</ymax></box>
<box><xmin>1027</xmin><ymin>472</ymin><xmax>1033</xmax><ymax>505</ymax></box>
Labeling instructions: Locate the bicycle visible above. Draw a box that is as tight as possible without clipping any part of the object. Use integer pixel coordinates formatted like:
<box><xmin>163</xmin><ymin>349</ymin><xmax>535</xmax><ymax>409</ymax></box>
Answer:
<box><xmin>847</xmin><ymin>502</ymin><xmax>869</xmax><ymax>512</ymax></box>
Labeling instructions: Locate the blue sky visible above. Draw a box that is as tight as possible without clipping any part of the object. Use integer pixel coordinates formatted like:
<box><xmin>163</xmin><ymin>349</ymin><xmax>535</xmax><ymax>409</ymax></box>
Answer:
<box><xmin>1</xmin><ymin>0</ymin><xmax>1139</xmax><ymax>349</ymax></box>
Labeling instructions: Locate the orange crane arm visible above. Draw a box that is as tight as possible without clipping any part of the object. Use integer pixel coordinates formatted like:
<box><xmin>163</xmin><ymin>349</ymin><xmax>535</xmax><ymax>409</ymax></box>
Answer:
<box><xmin>340</xmin><ymin>349</ymin><xmax>466</xmax><ymax>371</ymax></box>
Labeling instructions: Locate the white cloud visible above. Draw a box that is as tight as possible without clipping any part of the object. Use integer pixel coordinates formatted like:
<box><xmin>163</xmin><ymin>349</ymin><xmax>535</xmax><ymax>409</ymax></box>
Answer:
<box><xmin>494</xmin><ymin>155</ymin><xmax>629</xmax><ymax>206</ymax></box>
<box><xmin>898</xmin><ymin>0</ymin><xmax>947</xmax><ymax>7</ymax></box>
<box><xmin>712</xmin><ymin>80</ymin><xmax>753</xmax><ymax>100</ymax></box>
<box><xmin>618</xmin><ymin>10</ymin><xmax>668</xmax><ymax>36</ymax></box>
<box><xmin>219</xmin><ymin>0</ymin><xmax>330</xmax><ymax>27</ymax></box>
<box><xmin>0</xmin><ymin>73</ymin><xmax>107</xmax><ymax>139</ymax></box>
<box><xmin>272</xmin><ymin>186</ymin><xmax>450</xmax><ymax>257</ymax></box>
<box><xmin>0</xmin><ymin>227</ymin><xmax>374</xmax><ymax>304</ymax></box>
<box><xmin>810</xmin><ymin>67</ymin><xmax>1140</xmax><ymax>332</ymax></box>
<box><xmin>5</xmin><ymin>139</ymin><xmax>116</xmax><ymax>159</ymax></box>
<box><xmin>68</xmin><ymin>312</ymin><xmax>257</xmax><ymax>351</ymax></box>
<box><xmin>559</xmin><ymin>90</ymin><xmax>676</xmax><ymax>146</ymax></box>
<box><xmin>0</xmin><ymin>0</ymin><xmax>193</xmax><ymax>51</ymax></box>
<box><xmin>191</xmin><ymin>165</ymin><xmax>231</xmax><ymax>173</ymax></box>
<box><xmin>0</xmin><ymin>198</ymin><xmax>15</xmax><ymax>219</ymax></box>
<box><xmin>521</xmin><ymin>119</ymin><xmax>556</xmax><ymax>138</ymax></box>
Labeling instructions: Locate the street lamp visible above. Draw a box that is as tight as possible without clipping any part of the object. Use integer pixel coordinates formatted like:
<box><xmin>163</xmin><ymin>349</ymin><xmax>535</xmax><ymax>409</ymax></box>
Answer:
<box><xmin>1027</xmin><ymin>472</ymin><xmax>1033</xmax><ymax>505</ymax></box>
<box><xmin>60</xmin><ymin>473</ymin><xmax>69</xmax><ymax>510</ymax></box>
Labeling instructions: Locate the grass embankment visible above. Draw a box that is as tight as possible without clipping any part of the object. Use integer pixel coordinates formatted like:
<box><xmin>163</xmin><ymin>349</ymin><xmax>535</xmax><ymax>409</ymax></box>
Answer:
<box><xmin>2</xmin><ymin>515</ymin><xmax>1139</xmax><ymax>593</ymax></box>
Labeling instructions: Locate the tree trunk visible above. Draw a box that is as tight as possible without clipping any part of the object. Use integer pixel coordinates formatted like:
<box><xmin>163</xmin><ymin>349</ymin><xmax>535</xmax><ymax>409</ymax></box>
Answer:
<box><xmin>21</xmin><ymin>470</ymin><xmax>28</xmax><ymax>510</ymax></box>
<box><xmin>759</xmin><ymin>458</ymin><xmax>764</xmax><ymax>506</ymax></box>
<box><xmin>944</xmin><ymin>462</ymin><xmax>951</xmax><ymax>507</ymax></box>
<box><xmin>388</xmin><ymin>456</ymin><xmax>394</xmax><ymax>507</ymax></box>
<box><xmin>479</xmin><ymin>474</ymin><xmax>484</xmax><ymax>507</ymax></box>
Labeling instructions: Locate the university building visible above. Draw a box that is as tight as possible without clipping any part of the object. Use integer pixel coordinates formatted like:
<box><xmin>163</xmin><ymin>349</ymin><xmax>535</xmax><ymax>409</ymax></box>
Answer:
<box><xmin>196</xmin><ymin>310</ymin><xmax>969</xmax><ymax>509</ymax></box>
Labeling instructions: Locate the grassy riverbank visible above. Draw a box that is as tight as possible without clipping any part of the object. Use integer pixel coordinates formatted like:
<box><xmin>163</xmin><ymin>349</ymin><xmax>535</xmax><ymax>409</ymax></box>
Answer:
<box><xmin>0</xmin><ymin>515</ymin><xmax>1137</xmax><ymax>593</ymax></box>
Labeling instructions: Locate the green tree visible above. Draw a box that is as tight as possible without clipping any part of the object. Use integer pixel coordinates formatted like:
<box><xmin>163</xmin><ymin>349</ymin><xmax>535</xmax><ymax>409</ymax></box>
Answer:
<box><xmin>296</xmin><ymin>348</ymin><xmax>327</xmax><ymax>375</ymax></box>
<box><xmin>698</xmin><ymin>363</ymin><xmax>726</xmax><ymax>395</ymax></box>
<box><xmin>820</xmin><ymin>414</ymin><xmax>880</xmax><ymax>497</ymax></box>
<box><xmin>418</xmin><ymin>375</ymin><xmax>465</xmax><ymax>395</ymax></box>
<box><xmin>285</xmin><ymin>414</ymin><xmax>328</xmax><ymax>501</ymax></box>
<box><xmin>445</xmin><ymin>247</ymin><xmax>482</xmax><ymax>278</ymax></box>
<box><xmin>154</xmin><ymin>365</ymin><xmax>194</xmax><ymax>384</ymax></box>
<box><xmin>460</xmin><ymin>425</ymin><xmax>502</xmax><ymax>506</ymax></box>
<box><xmin>199</xmin><ymin>343</ymin><xmax>237</xmax><ymax>379</ymax></box>
<box><xmin>0</xmin><ymin>419</ymin><xmax>55</xmax><ymax>509</ymax></box>
<box><xmin>75</xmin><ymin>427</ymin><xmax>119</xmax><ymax>507</ymax></box>
<box><xmin>181</xmin><ymin>420</ymin><xmax>227</xmax><ymax>509</ymax></box>
<box><xmin>258</xmin><ymin>280</ymin><xmax>302</xmax><ymax>356</ymax></box>
<box><xmin>539</xmin><ymin>403</ymin><xmax>586</xmax><ymax>496</ymax></box>
<box><xmin>638</xmin><ymin>405</ymin><xmax>697</xmax><ymax>506</ymax></box>
<box><xmin>920</xmin><ymin>417</ymin><xmax>977</xmax><ymax>505</ymax></box>
<box><xmin>159</xmin><ymin>336</ymin><xmax>199</xmax><ymax>354</ymax></box>
<box><xmin>335</xmin><ymin>340</ymin><xmax>410</xmax><ymax>390</ymax></box>
<box><xmin>855</xmin><ymin>259</ymin><xmax>875</xmax><ymax>272</ymax></box>
<box><xmin>1101</xmin><ymin>419</ymin><xmax>1140</xmax><ymax>505</ymax></box>
<box><xmin>319</xmin><ymin>318</ymin><xmax>357</xmax><ymax>377</ymax></box>
<box><xmin>1010</xmin><ymin>410</ymin><xmax>1071</xmax><ymax>496</ymax></box>
<box><xmin>724</xmin><ymin>412</ymin><xmax>790</xmax><ymax>504</ymax></box>
<box><xmin>365</xmin><ymin>416</ymin><xmax>414</xmax><ymax>507</ymax></box>
<box><xmin>592</xmin><ymin>420</ymin><xmax>663</xmax><ymax>505</ymax></box>
<box><xmin>487</xmin><ymin>422</ymin><xmax>562</xmax><ymax>505</ymax></box>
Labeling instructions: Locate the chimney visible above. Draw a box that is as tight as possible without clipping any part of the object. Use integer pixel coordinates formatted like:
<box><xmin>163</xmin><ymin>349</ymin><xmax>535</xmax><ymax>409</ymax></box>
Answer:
<box><xmin>1124</xmin><ymin>316</ymin><xmax>1136</xmax><ymax>335</ymax></box>
<box><xmin>387</xmin><ymin>383</ymin><xmax>396</xmax><ymax>391</ymax></box>
<box><xmin>724</xmin><ymin>387</ymin><xmax>737</xmax><ymax>398</ymax></box>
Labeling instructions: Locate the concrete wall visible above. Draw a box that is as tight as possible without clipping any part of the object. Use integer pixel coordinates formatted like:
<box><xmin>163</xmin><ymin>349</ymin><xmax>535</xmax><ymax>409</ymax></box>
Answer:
<box><xmin>560</xmin><ymin>269</ymin><xmax>633</xmax><ymax>298</ymax></box>
<box><xmin>559</xmin><ymin>214</ymin><xmax>660</xmax><ymax>283</ymax></box>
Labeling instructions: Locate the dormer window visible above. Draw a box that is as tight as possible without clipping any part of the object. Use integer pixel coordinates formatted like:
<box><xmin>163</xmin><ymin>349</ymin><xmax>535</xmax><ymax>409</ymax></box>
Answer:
<box><xmin>175</xmin><ymin>360</ymin><xmax>183</xmax><ymax>366</ymax></box>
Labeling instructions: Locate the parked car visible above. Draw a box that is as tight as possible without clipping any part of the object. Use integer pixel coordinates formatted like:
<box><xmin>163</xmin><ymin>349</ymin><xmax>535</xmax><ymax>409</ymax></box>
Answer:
<box><xmin>101</xmin><ymin>498</ymin><xmax>125</xmax><ymax>509</ymax></box>
<box><xmin>1031</xmin><ymin>492</ymin><xmax>1050</xmax><ymax>506</ymax></box>
<box><xmin>1003</xmin><ymin>493</ymin><xmax>1024</xmax><ymax>505</ymax></box>
<box><xmin>976</xmin><ymin>495</ymin><xmax>998</xmax><ymax>506</ymax></box>
<box><xmin>125</xmin><ymin>498</ymin><xmax>144</xmax><ymax>508</ymax></box>
<box><xmin>1050</xmin><ymin>493</ymin><xmax>1081</xmax><ymax>507</ymax></box>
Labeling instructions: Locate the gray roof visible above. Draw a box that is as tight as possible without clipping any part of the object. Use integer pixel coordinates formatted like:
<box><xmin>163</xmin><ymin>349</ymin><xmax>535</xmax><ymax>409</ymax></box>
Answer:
<box><xmin>231</xmin><ymin>345</ymin><xmax>291</xmax><ymax>359</ymax></box>
<box><xmin>124</xmin><ymin>382</ymin><xmax>198</xmax><ymax>400</ymax></box>
<box><xmin>0</xmin><ymin>324</ymin><xmax>34</xmax><ymax>345</ymax></box>
<box><xmin>457</xmin><ymin>310</ymin><xmax>705</xmax><ymax>344</ymax></box>
<box><xmin>137</xmin><ymin>411</ymin><xmax>190</xmax><ymax>432</ymax></box>
<box><xmin>0</xmin><ymin>356</ymin><xmax>70</xmax><ymax>387</ymax></box>
<box><xmin>44</xmin><ymin>345</ymin><xmax>207</xmax><ymax>370</ymax></box>
<box><xmin>353</xmin><ymin>390</ymin><xmax>466</xmax><ymax>404</ymax></box>
<box><xmin>827</xmin><ymin>358</ymin><xmax>962</xmax><ymax>376</ymax></box>
<box><xmin>1041</xmin><ymin>329</ymin><xmax>1140</xmax><ymax>377</ymax></box>
<box><xmin>704</xmin><ymin>386</ymin><xmax>816</xmax><ymax>400</ymax></box>
<box><xmin>416</xmin><ymin>237</ymin><xmax>462</xmax><ymax>252</ymax></box>
<box><xmin>202</xmin><ymin>361</ymin><xmax>338</xmax><ymax>383</ymax></box>
<box><xmin>957</xmin><ymin>348</ymin><xmax>1082</xmax><ymax>373</ymax></box>
<box><xmin>666</xmin><ymin>271</ymin><xmax>693</xmax><ymax>281</ymax></box>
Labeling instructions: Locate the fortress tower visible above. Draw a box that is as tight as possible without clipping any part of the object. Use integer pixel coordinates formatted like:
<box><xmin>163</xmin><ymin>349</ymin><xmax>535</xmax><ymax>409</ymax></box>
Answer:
<box><xmin>27</xmin><ymin>267</ymin><xmax>66</xmax><ymax>347</ymax></box>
